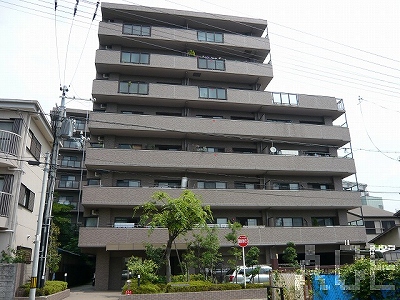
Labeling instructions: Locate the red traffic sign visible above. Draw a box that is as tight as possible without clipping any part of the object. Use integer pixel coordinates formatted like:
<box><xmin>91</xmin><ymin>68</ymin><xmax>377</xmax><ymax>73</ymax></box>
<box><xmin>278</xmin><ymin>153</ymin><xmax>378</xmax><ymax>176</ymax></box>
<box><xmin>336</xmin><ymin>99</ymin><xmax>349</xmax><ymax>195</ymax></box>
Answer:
<box><xmin>238</xmin><ymin>235</ymin><xmax>248</xmax><ymax>247</ymax></box>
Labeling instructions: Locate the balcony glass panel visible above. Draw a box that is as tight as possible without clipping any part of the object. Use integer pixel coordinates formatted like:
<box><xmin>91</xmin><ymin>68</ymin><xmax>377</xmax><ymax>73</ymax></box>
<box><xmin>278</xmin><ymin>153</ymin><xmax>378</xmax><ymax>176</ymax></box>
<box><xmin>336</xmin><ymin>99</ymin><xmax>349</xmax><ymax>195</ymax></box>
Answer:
<box><xmin>121</xmin><ymin>52</ymin><xmax>131</xmax><ymax>63</ymax></box>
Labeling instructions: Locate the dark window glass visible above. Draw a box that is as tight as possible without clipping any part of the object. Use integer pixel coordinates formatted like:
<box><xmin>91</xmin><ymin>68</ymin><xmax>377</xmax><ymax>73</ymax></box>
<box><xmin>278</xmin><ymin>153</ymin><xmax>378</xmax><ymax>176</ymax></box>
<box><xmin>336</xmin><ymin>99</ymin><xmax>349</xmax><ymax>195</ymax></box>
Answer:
<box><xmin>364</xmin><ymin>221</ymin><xmax>376</xmax><ymax>234</ymax></box>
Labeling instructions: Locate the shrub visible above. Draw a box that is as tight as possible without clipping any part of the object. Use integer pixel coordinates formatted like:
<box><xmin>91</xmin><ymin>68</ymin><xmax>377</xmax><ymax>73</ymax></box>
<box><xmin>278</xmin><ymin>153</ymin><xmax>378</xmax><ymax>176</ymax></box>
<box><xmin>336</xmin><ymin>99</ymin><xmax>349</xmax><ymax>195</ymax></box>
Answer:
<box><xmin>121</xmin><ymin>282</ymin><xmax>162</xmax><ymax>294</ymax></box>
<box><xmin>21</xmin><ymin>280</ymin><xmax>67</xmax><ymax>296</ymax></box>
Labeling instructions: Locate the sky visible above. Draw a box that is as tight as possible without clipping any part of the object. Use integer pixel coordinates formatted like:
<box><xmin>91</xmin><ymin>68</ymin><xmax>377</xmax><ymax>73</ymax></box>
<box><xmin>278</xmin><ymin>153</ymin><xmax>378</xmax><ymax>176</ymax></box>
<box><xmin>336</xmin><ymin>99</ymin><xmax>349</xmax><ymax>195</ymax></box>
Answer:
<box><xmin>0</xmin><ymin>0</ymin><xmax>399</xmax><ymax>212</ymax></box>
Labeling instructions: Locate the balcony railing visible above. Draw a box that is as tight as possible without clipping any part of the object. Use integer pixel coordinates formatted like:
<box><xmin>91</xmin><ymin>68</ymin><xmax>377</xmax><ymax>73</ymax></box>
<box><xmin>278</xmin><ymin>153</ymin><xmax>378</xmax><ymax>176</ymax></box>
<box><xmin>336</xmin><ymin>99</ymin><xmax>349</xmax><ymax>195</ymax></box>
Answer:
<box><xmin>0</xmin><ymin>191</ymin><xmax>12</xmax><ymax>217</ymax></box>
<box><xmin>0</xmin><ymin>130</ymin><xmax>21</xmax><ymax>156</ymax></box>
<box><xmin>58</xmin><ymin>180</ymin><xmax>80</xmax><ymax>189</ymax></box>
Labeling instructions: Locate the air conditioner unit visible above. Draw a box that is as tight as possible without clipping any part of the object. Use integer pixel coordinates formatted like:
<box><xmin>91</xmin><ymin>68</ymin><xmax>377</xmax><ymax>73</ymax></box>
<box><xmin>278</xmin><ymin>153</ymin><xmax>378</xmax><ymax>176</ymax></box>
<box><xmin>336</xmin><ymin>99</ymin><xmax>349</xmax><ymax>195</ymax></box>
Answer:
<box><xmin>97</xmin><ymin>136</ymin><xmax>104</xmax><ymax>142</ymax></box>
<box><xmin>91</xmin><ymin>209</ymin><xmax>99</xmax><ymax>216</ymax></box>
<box><xmin>102</xmin><ymin>73</ymin><xmax>109</xmax><ymax>79</ymax></box>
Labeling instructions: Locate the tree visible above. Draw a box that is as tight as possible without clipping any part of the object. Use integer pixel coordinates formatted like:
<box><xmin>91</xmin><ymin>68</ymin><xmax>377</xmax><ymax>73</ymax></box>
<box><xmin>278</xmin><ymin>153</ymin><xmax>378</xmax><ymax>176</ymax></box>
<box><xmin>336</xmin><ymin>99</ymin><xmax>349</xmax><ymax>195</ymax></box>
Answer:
<box><xmin>135</xmin><ymin>190</ymin><xmax>213</xmax><ymax>283</ymax></box>
<box><xmin>282</xmin><ymin>242</ymin><xmax>298</xmax><ymax>266</ymax></box>
<box><xmin>46</xmin><ymin>222</ymin><xmax>61</xmax><ymax>278</ymax></box>
<box><xmin>144</xmin><ymin>243</ymin><xmax>165</xmax><ymax>275</ymax></box>
<box><xmin>183</xmin><ymin>226</ymin><xmax>222</xmax><ymax>280</ymax></box>
<box><xmin>126</xmin><ymin>256</ymin><xmax>158</xmax><ymax>284</ymax></box>
<box><xmin>225</xmin><ymin>221</ymin><xmax>243</xmax><ymax>272</ymax></box>
<box><xmin>246</xmin><ymin>246</ymin><xmax>260</xmax><ymax>267</ymax></box>
<box><xmin>339</xmin><ymin>258</ymin><xmax>400</xmax><ymax>300</ymax></box>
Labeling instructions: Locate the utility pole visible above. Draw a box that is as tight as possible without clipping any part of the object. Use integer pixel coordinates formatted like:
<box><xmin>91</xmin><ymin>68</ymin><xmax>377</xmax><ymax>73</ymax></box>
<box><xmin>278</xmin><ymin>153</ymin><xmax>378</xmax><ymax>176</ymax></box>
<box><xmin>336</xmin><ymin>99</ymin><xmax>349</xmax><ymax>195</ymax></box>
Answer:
<box><xmin>29</xmin><ymin>152</ymin><xmax>50</xmax><ymax>300</ymax></box>
<box><xmin>37</xmin><ymin>86</ymin><xmax>73</xmax><ymax>288</ymax></box>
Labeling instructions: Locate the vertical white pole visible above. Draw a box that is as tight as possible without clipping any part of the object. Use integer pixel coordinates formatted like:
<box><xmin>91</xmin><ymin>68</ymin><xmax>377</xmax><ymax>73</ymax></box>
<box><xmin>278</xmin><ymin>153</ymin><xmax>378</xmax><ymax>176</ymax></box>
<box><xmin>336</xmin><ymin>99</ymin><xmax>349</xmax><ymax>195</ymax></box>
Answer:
<box><xmin>242</xmin><ymin>246</ymin><xmax>246</xmax><ymax>289</ymax></box>
<box><xmin>29</xmin><ymin>152</ymin><xmax>50</xmax><ymax>300</ymax></box>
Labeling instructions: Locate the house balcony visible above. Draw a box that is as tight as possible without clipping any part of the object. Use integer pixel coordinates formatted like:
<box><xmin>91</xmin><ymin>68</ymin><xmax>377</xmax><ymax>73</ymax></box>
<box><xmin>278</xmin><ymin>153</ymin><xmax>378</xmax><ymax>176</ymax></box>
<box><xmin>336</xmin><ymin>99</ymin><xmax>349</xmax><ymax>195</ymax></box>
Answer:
<box><xmin>98</xmin><ymin>22</ymin><xmax>270</xmax><ymax>63</ymax></box>
<box><xmin>95</xmin><ymin>50</ymin><xmax>272</xmax><ymax>90</ymax></box>
<box><xmin>78</xmin><ymin>225</ymin><xmax>367</xmax><ymax>249</ymax></box>
<box><xmin>85</xmin><ymin>148</ymin><xmax>356</xmax><ymax>176</ymax></box>
<box><xmin>88</xmin><ymin>112</ymin><xmax>351</xmax><ymax>146</ymax></box>
<box><xmin>0</xmin><ymin>130</ymin><xmax>21</xmax><ymax>167</ymax></box>
<box><xmin>92</xmin><ymin>80</ymin><xmax>344</xmax><ymax>118</ymax></box>
<box><xmin>0</xmin><ymin>191</ymin><xmax>12</xmax><ymax>229</ymax></box>
<box><xmin>81</xmin><ymin>186</ymin><xmax>361</xmax><ymax>210</ymax></box>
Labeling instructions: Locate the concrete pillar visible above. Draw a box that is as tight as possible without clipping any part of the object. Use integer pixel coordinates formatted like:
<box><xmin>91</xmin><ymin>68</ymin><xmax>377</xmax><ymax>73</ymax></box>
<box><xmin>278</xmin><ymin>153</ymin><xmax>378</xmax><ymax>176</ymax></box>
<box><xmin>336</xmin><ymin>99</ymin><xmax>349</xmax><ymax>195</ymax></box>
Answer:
<box><xmin>95</xmin><ymin>249</ymin><xmax>110</xmax><ymax>291</ymax></box>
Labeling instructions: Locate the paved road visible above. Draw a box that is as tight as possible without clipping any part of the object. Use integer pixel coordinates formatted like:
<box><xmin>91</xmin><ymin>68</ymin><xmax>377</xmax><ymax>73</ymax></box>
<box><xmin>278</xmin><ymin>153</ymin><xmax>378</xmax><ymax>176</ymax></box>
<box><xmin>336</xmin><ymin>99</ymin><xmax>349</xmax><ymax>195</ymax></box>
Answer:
<box><xmin>66</xmin><ymin>284</ymin><xmax>121</xmax><ymax>300</ymax></box>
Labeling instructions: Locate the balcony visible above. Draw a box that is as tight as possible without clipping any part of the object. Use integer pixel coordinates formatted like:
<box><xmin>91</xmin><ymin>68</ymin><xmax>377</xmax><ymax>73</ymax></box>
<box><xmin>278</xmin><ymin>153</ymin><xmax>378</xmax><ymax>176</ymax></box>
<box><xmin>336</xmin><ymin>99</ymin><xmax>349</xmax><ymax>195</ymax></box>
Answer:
<box><xmin>95</xmin><ymin>50</ymin><xmax>272</xmax><ymax>90</ymax></box>
<box><xmin>81</xmin><ymin>186</ymin><xmax>361</xmax><ymax>210</ymax></box>
<box><xmin>88</xmin><ymin>112</ymin><xmax>350</xmax><ymax>146</ymax></box>
<box><xmin>85</xmin><ymin>148</ymin><xmax>356</xmax><ymax>176</ymax></box>
<box><xmin>56</xmin><ymin>180</ymin><xmax>81</xmax><ymax>190</ymax></box>
<box><xmin>92</xmin><ymin>80</ymin><xmax>345</xmax><ymax>118</ymax></box>
<box><xmin>98</xmin><ymin>22</ymin><xmax>270</xmax><ymax>63</ymax></box>
<box><xmin>78</xmin><ymin>225</ymin><xmax>367</xmax><ymax>249</ymax></box>
<box><xmin>0</xmin><ymin>130</ymin><xmax>21</xmax><ymax>167</ymax></box>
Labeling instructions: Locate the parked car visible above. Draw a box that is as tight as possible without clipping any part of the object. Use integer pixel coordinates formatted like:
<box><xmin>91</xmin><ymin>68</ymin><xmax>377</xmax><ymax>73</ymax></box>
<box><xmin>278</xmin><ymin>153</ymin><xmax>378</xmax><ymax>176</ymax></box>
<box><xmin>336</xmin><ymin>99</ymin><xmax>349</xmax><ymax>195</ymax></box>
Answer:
<box><xmin>225</xmin><ymin>265</ymin><xmax>272</xmax><ymax>284</ymax></box>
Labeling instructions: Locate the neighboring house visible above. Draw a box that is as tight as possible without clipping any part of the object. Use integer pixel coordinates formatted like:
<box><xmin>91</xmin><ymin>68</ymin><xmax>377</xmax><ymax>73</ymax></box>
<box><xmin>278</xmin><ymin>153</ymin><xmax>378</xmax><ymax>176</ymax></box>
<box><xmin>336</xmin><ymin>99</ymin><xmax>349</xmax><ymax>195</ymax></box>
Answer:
<box><xmin>0</xmin><ymin>99</ymin><xmax>53</xmax><ymax>278</ymax></box>
<box><xmin>348</xmin><ymin>205</ymin><xmax>400</xmax><ymax>244</ymax></box>
<box><xmin>78</xmin><ymin>3</ymin><xmax>366</xmax><ymax>290</ymax></box>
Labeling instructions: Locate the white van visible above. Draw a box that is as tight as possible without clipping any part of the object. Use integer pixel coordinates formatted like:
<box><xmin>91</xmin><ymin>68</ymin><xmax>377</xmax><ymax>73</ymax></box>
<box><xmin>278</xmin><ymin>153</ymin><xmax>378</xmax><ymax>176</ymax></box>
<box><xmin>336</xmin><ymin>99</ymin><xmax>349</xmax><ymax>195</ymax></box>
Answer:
<box><xmin>225</xmin><ymin>265</ymin><xmax>272</xmax><ymax>284</ymax></box>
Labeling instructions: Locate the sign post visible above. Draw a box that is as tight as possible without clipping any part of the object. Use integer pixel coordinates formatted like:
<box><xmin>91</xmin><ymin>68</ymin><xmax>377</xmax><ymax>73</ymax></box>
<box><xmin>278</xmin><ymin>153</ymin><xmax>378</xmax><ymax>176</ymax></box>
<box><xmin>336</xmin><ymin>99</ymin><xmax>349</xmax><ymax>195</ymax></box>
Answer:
<box><xmin>238</xmin><ymin>235</ymin><xmax>249</xmax><ymax>288</ymax></box>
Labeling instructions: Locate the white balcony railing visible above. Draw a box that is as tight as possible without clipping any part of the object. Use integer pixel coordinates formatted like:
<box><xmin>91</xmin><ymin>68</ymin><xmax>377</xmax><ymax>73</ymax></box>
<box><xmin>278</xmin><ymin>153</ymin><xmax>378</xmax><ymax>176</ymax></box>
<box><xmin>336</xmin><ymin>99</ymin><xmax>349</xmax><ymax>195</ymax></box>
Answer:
<box><xmin>0</xmin><ymin>191</ymin><xmax>12</xmax><ymax>217</ymax></box>
<box><xmin>0</xmin><ymin>130</ymin><xmax>21</xmax><ymax>156</ymax></box>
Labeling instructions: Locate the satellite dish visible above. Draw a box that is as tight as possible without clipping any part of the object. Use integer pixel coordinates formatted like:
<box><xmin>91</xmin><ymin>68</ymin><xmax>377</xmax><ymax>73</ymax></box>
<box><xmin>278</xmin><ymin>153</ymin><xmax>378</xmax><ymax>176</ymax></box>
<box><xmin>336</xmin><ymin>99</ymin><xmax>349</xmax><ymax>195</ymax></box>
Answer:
<box><xmin>270</xmin><ymin>146</ymin><xmax>277</xmax><ymax>153</ymax></box>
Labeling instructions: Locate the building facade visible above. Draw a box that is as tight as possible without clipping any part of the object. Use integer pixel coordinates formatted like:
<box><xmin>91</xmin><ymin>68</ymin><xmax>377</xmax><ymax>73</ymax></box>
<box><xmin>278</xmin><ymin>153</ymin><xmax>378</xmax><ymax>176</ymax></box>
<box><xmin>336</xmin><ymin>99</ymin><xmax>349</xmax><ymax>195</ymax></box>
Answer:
<box><xmin>0</xmin><ymin>99</ymin><xmax>53</xmax><ymax>274</ymax></box>
<box><xmin>78</xmin><ymin>3</ymin><xmax>366</xmax><ymax>290</ymax></box>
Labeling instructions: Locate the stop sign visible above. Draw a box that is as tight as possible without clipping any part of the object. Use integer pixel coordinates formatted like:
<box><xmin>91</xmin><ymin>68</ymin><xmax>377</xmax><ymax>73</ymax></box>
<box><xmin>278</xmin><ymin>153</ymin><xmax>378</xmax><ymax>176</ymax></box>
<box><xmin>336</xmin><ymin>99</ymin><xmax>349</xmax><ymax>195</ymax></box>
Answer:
<box><xmin>238</xmin><ymin>235</ymin><xmax>248</xmax><ymax>247</ymax></box>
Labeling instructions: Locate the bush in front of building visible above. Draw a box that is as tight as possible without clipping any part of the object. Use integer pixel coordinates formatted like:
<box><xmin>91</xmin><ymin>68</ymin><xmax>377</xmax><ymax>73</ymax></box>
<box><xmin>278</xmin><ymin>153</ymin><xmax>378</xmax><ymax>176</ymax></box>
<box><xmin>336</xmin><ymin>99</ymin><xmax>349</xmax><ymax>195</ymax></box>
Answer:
<box><xmin>21</xmin><ymin>280</ymin><xmax>68</xmax><ymax>296</ymax></box>
<box><xmin>121</xmin><ymin>282</ymin><xmax>163</xmax><ymax>294</ymax></box>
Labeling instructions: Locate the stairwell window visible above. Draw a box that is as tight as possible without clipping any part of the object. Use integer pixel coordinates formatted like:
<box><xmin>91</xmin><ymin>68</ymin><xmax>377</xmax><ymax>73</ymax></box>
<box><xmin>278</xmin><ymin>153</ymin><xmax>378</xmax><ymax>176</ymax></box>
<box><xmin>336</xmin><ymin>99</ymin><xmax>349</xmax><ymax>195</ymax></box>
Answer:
<box><xmin>199</xmin><ymin>87</ymin><xmax>226</xmax><ymax>100</ymax></box>
<box><xmin>119</xmin><ymin>82</ymin><xmax>149</xmax><ymax>95</ymax></box>
<box><xmin>197</xmin><ymin>31</ymin><xmax>224</xmax><ymax>43</ymax></box>
<box><xmin>123</xmin><ymin>24</ymin><xmax>151</xmax><ymax>36</ymax></box>
<box><xmin>198</xmin><ymin>57</ymin><xmax>225</xmax><ymax>70</ymax></box>
<box><xmin>28</xmin><ymin>130</ymin><xmax>41</xmax><ymax>161</ymax></box>
<box><xmin>121</xmin><ymin>52</ymin><xmax>150</xmax><ymax>64</ymax></box>
<box><xmin>272</xmin><ymin>92</ymin><xmax>298</xmax><ymax>105</ymax></box>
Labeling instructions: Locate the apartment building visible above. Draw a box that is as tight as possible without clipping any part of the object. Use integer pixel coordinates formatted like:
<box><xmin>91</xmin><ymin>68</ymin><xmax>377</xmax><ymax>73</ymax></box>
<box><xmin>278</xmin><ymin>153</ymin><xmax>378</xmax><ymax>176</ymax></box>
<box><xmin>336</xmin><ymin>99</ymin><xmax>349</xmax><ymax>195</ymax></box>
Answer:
<box><xmin>0</xmin><ymin>99</ymin><xmax>52</xmax><ymax>275</ymax></box>
<box><xmin>78</xmin><ymin>3</ymin><xmax>366</xmax><ymax>290</ymax></box>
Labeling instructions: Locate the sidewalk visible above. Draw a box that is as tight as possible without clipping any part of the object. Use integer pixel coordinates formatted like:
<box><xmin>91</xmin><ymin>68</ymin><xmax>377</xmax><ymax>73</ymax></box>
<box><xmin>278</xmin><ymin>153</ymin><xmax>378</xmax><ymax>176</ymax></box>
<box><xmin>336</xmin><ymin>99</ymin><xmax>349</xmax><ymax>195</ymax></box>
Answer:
<box><xmin>66</xmin><ymin>284</ymin><xmax>122</xmax><ymax>300</ymax></box>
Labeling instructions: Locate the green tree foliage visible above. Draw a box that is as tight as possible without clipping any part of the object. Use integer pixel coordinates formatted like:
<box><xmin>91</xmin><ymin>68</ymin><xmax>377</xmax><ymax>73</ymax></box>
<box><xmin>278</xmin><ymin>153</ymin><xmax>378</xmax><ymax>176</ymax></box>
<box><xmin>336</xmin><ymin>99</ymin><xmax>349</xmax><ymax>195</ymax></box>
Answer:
<box><xmin>183</xmin><ymin>226</ymin><xmax>222</xmax><ymax>280</ymax></box>
<box><xmin>0</xmin><ymin>246</ymin><xmax>26</xmax><ymax>263</ymax></box>
<box><xmin>135</xmin><ymin>190</ymin><xmax>213</xmax><ymax>283</ymax></box>
<box><xmin>282</xmin><ymin>242</ymin><xmax>298</xmax><ymax>266</ymax></box>
<box><xmin>126</xmin><ymin>256</ymin><xmax>159</xmax><ymax>284</ymax></box>
<box><xmin>339</xmin><ymin>258</ymin><xmax>400</xmax><ymax>300</ymax></box>
<box><xmin>144</xmin><ymin>243</ymin><xmax>165</xmax><ymax>274</ymax></box>
<box><xmin>47</xmin><ymin>222</ymin><xmax>61</xmax><ymax>276</ymax></box>
<box><xmin>246</xmin><ymin>246</ymin><xmax>260</xmax><ymax>267</ymax></box>
<box><xmin>224</xmin><ymin>221</ymin><xmax>242</xmax><ymax>271</ymax></box>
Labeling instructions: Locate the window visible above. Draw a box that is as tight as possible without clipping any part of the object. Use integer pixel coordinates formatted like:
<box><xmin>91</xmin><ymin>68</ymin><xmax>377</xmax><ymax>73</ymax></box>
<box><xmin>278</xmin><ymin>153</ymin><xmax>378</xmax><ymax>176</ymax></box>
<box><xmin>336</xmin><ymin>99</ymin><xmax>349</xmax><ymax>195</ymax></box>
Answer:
<box><xmin>63</xmin><ymin>139</ymin><xmax>82</xmax><ymax>149</ymax></box>
<box><xmin>308</xmin><ymin>183</ymin><xmax>333</xmax><ymax>190</ymax></box>
<box><xmin>232</xmin><ymin>148</ymin><xmax>257</xmax><ymax>154</ymax></box>
<box><xmin>272</xmin><ymin>183</ymin><xmax>299</xmax><ymax>190</ymax></box>
<box><xmin>155</xmin><ymin>180</ymin><xmax>180</xmax><ymax>188</ymax></box>
<box><xmin>85</xmin><ymin>217</ymin><xmax>98</xmax><ymax>227</ymax></box>
<box><xmin>156</xmin><ymin>112</ymin><xmax>182</xmax><ymax>117</ymax></box>
<box><xmin>382</xmin><ymin>220</ymin><xmax>395</xmax><ymax>231</ymax></box>
<box><xmin>272</xmin><ymin>92</ymin><xmax>298</xmax><ymax>105</ymax></box>
<box><xmin>87</xmin><ymin>179</ymin><xmax>101</xmax><ymax>186</ymax></box>
<box><xmin>204</xmin><ymin>147</ymin><xmax>224</xmax><ymax>153</ymax></box>
<box><xmin>364</xmin><ymin>221</ymin><xmax>376</xmax><ymax>234</ymax></box>
<box><xmin>116</xmin><ymin>180</ymin><xmax>141</xmax><ymax>187</ymax></box>
<box><xmin>236</xmin><ymin>217</ymin><xmax>261</xmax><ymax>226</ymax></box>
<box><xmin>157</xmin><ymin>145</ymin><xmax>182</xmax><ymax>151</ymax></box>
<box><xmin>121</xmin><ymin>52</ymin><xmax>150</xmax><ymax>64</ymax></box>
<box><xmin>74</xmin><ymin>119</ymin><xmax>86</xmax><ymax>131</ymax></box>
<box><xmin>119</xmin><ymin>82</ymin><xmax>149</xmax><ymax>95</ymax></box>
<box><xmin>198</xmin><ymin>57</ymin><xmax>225</xmax><ymax>70</ymax></box>
<box><xmin>18</xmin><ymin>184</ymin><xmax>34</xmax><ymax>211</ymax></box>
<box><xmin>199</xmin><ymin>87</ymin><xmax>226</xmax><ymax>100</ymax></box>
<box><xmin>312</xmin><ymin>217</ymin><xmax>334</xmax><ymax>226</ymax></box>
<box><xmin>196</xmin><ymin>115</ymin><xmax>223</xmax><ymax>119</ymax></box>
<box><xmin>123</xmin><ymin>24</ymin><xmax>151</xmax><ymax>36</ymax></box>
<box><xmin>234</xmin><ymin>182</ymin><xmax>258</xmax><ymax>189</ymax></box>
<box><xmin>60</xmin><ymin>156</ymin><xmax>81</xmax><ymax>168</ymax></box>
<box><xmin>59</xmin><ymin>175</ymin><xmax>79</xmax><ymax>188</ymax></box>
<box><xmin>28</xmin><ymin>130</ymin><xmax>41</xmax><ymax>161</ymax></box>
<box><xmin>197</xmin><ymin>31</ymin><xmax>224</xmax><ymax>43</ymax></box>
<box><xmin>197</xmin><ymin>181</ymin><xmax>227</xmax><ymax>189</ymax></box>
<box><xmin>276</xmin><ymin>217</ymin><xmax>303</xmax><ymax>227</ymax></box>
<box><xmin>58</xmin><ymin>195</ymin><xmax>74</xmax><ymax>205</ymax></box>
